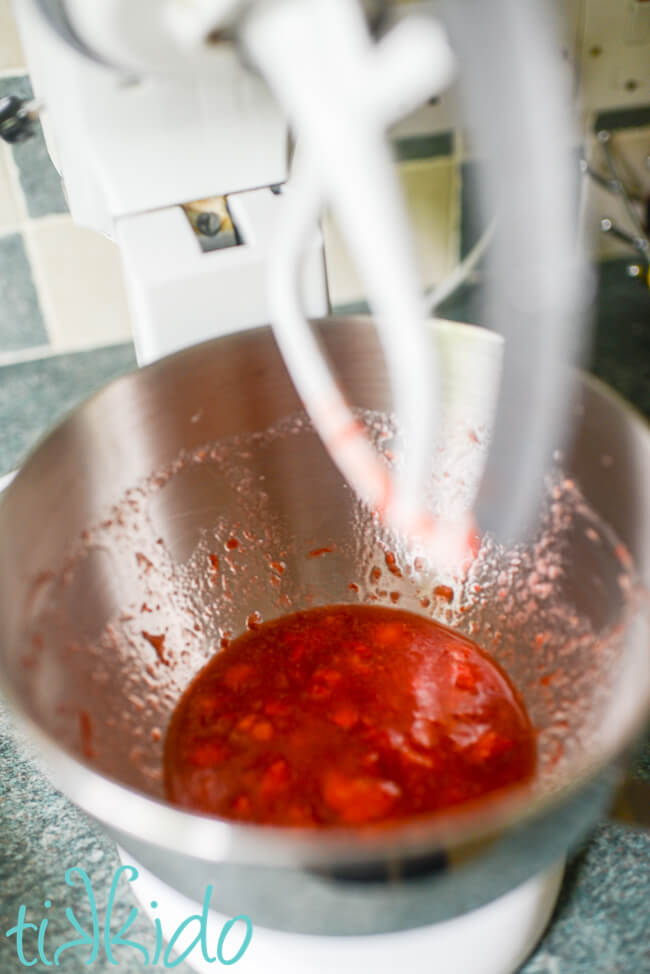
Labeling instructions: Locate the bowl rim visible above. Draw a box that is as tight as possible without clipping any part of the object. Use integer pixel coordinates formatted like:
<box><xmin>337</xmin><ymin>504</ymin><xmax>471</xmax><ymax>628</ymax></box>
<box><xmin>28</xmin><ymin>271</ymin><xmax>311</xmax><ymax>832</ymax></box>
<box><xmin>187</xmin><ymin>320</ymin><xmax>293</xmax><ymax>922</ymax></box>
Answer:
<box><xmin>0</xmin><ymin>325</ymin><xmax>648</xmax><ymax>868</ymax></box>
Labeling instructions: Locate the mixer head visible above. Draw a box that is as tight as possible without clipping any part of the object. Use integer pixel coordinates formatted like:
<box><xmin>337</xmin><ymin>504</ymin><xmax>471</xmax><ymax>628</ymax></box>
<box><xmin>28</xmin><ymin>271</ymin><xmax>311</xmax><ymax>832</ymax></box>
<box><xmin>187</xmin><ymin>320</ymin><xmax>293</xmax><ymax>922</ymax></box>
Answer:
<box><xmin>21</xmin><ymin>0</ymin><xmax>591</xmax><ymax>560</ymax></box>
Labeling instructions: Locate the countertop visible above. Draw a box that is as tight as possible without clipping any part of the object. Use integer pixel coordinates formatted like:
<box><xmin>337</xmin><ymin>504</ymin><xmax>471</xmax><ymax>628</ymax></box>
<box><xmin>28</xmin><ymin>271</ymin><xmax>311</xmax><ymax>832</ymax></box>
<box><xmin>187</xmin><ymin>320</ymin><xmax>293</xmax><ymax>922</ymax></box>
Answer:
<box><xmin>0</xmin><ymin>261</ymin><xmax>649</xmax><ymax>973</ymax></box>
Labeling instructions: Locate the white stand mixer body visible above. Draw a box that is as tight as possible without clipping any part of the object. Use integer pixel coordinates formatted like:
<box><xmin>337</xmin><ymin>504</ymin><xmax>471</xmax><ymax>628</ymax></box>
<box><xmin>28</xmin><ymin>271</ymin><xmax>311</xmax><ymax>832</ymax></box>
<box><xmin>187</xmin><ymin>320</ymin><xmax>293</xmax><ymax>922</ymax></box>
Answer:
<box><xmin>121</xmin><ymin>847</ymin><xmax>565</xmax><ymax>974</ymax></box>
<box><xmin>12</xmin><ymin>0</ymin><xmax>329</xmax><ymax>361</ymax></box>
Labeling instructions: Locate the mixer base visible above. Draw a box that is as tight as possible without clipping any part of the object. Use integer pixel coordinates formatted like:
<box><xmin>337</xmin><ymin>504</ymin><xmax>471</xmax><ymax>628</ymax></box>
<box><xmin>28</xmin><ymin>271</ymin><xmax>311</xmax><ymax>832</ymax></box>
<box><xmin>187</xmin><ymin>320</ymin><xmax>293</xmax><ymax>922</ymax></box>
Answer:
<box><xmin>119</xmin><ymin>846</ymin><xmax>564</xmax><ymax>974</ymax></box>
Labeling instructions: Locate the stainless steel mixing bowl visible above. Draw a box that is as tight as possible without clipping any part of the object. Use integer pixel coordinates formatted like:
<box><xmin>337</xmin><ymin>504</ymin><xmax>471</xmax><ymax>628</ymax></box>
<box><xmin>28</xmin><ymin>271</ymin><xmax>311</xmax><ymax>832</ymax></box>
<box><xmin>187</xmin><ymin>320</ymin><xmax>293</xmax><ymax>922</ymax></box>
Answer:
<box><xmin>0</xmin><ymin>317</ymin><xmax>648</xmax><ymax>935</ymax></box>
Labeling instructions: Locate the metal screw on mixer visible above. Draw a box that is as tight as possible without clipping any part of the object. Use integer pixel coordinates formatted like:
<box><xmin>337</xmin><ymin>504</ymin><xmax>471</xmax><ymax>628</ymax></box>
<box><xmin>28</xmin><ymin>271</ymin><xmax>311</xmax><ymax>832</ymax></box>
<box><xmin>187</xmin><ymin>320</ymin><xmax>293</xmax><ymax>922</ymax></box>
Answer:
<box><xmin>195</xmin><ymin>211</ymin><xmax>223</xmax><ymax>237</ymax></box>
<box><xmin>0</xmin><ymin>95</ymin><xmax>42</xmax><ymax>144</ymax></box>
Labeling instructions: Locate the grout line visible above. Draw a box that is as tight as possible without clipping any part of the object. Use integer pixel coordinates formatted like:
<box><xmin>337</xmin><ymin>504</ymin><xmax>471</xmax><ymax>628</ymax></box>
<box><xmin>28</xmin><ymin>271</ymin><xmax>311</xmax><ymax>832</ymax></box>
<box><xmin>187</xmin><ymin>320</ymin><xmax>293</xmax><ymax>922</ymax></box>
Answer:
<box><xmin>2</xmin><ymin>128</ymin><xmax>28</xmax><ymax>222</ymax></box>
<box><xmin>21</xmin><ymin>216</ymin><xmax>69</xmax><ymax>349</ymax></box>
<box><xmin>399</xmin><ymin>153</ymin><xmax>455</xmax><ymax>172</ymax></box>
<box><xmin>25</xmin><ymin>211</ymin><xmax>72</xmax><ymax>228</ymax></box>
<box><xmin>0</xmin><ymin>67</ymin><xmax>27</xmax><ymax>79</ymax></box>
<box><xmin>0</xmin><ymin>210</ymin><xmax>72</xmax><ymax>240</ymax></box>
<box><xmin>0</xmin><ymin>134</ymin><xmax>20</xmax><ymax>228</ymax></box>
<box><xmin>0</xmin><ymin>213</ymin><xmax>72</xmax><ymax>254</ymax></box>
<box><xmin>0</xmin><ymin>343</ymin><xmax>61</xmax><ymax>367</ymax></box>
<box><xmin>0</xmin><ymin>338</ymin><xmax>132</xmax><ymax>368</ymax></box>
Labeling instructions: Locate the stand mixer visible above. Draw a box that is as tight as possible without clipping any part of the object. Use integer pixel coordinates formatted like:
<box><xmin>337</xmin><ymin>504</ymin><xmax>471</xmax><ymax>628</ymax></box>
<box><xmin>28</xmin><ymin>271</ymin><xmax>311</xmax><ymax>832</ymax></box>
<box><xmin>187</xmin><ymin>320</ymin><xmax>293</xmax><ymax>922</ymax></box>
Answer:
<box><xmin>2</xmin><ymin>2</ymin><xmax>647</xmax><ymax>974</ymax></box>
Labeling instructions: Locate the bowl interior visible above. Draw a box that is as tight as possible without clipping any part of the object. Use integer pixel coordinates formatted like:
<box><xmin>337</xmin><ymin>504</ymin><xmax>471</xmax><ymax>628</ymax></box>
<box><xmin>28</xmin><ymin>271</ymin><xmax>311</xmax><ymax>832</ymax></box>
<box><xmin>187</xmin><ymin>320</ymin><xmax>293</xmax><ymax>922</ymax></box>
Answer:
<box><xmin>0</xmin><ymin>318</ymin><xmax>647</xmax><ymax>846</ymax></box>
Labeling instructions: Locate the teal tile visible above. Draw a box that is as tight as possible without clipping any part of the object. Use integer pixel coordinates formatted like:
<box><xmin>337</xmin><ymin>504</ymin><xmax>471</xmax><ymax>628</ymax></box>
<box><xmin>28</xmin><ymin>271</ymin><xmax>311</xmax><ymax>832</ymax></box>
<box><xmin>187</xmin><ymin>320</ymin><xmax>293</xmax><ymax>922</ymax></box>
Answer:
<box><xmin>0</xmin><ymin>74</ymin><xmax>67</xmax><ymax>218</ymax></box>
<box><xmin>459</xmin><ymin>159</ymin><xmax>486</xmax><ymax>259</ymax></box>
<box><xmin>595</xmin><ymin>106</ymin><xmax>650</xmax><ymax>133</ymax></box>
<box><xmin>0</xmin><ymin>232</ymin><xmax>48</xmax><ymax>351</ymax></box>
<box><xmin>0</xmin><ymin>343</ymin><xmax>136</xmax><ymax>475</ymax></box>
<box><xmin>332</xmin><ymin>300</ymin><xmax>370</xmax><ymax>316</ymax></box>
<box><xmin>394</xmin><ymin>131</ymin><xmax>454</xmax><ymax>162</ymax></box>
<box><xmin>589</xmin><ymin>259</ymin><xmax>650</xmax><ymax>419</ymax></box>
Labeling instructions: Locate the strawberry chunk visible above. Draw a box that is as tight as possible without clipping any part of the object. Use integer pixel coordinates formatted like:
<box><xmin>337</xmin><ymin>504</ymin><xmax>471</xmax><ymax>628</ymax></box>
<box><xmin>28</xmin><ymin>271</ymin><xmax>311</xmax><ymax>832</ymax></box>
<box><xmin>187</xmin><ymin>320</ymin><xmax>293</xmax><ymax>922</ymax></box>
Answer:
<box><xmin>223</xmin><ymin>663</ymin><xmax>254</xmax><ymax>690</ymax></box>
<box><xmin>373</xmin><ymin>623</ymin><xmax>403</xmax><ymax>647</ymax></box>
<box><xmin>189</xmin><ymin>740</ymin><xmax>228</xmax><ymax>767</ymax></box>
<box><xmin>260</xmin><ymin>758</ymin><xmax>290</xmax><ymax>796</ymax></box>
<box><xmin>453</xmin><ymin>662</ymin><xmax>479</xmax><ymax>694</ymax></box>
<box><xmin>469</xmin><ymin>730</ymin><xmax>513</xmax><ymax>763</ymax></box>
<box><xmin>331</xmin><ymin>706</ymin><xmax>359</xmax><ymax>730</ymax></box>
<box><xmin>322</xmin><ymin>771</ymin><xmax>401</xmax><ymax>824</ymax></box>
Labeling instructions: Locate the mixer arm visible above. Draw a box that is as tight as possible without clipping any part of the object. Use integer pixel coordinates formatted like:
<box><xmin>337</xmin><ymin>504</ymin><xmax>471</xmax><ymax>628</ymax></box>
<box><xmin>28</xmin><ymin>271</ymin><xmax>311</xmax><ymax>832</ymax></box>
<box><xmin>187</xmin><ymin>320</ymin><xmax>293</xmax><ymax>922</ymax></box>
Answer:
<box><xmin>166</xmin><ymin>0</ymin><xmax>468</xmax><ymax>563</ymax></box>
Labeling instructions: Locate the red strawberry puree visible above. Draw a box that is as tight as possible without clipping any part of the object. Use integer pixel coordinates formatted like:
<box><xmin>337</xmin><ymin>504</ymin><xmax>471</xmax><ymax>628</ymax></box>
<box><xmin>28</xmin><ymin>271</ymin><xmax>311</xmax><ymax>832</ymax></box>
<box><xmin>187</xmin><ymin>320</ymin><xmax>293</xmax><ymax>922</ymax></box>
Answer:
<box><xmin>164</xmin><ymin>605</ymin><xmax>536</xmax><ymax>827</ymax></box>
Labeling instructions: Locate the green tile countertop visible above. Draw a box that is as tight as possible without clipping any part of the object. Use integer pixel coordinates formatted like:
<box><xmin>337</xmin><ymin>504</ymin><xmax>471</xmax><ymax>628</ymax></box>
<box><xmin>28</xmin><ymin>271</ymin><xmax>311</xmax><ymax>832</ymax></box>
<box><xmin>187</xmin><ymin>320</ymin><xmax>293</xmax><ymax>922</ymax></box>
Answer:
<box><xmin>0</xmin><ymin>263</ymin><xmax>649</xmax><ymax>972</ymax></box>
